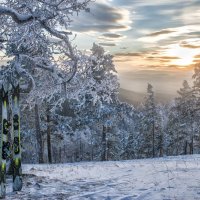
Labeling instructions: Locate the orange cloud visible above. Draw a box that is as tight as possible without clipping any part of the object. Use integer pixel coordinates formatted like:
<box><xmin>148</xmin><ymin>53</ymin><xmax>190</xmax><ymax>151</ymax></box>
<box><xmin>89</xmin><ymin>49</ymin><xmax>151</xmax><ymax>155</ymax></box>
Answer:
<box><xmin>194</xmin><ymin>55</ymin><xmax>200</xmax><ymax>58</ymax></box>
<box><xmin>180</xmin><ymin>42</ymin><xmax>200</xmax><ymax>49</ymax></box>
<box><xmin>115</xmin><ymin>52</ymin><xmax>143</xmax><ymax>57</ymax></box>
<box><xmin>146</xmin><ymin>56</ymin><xmax>180</xmax><ymax>59</ymax></box>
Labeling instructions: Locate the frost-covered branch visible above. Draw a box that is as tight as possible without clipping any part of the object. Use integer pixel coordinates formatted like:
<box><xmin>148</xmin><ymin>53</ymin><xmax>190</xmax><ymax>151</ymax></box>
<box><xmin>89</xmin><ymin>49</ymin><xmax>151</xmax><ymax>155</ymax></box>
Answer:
<box><xmin>0</xmin><ymin>0</ymin><xmax>93</xmax><ymax>105</ymax></box>
<box><xmin>0</xmin><ymin>5</ymin><xmax>34</xmax><ymax>24</ymax></box>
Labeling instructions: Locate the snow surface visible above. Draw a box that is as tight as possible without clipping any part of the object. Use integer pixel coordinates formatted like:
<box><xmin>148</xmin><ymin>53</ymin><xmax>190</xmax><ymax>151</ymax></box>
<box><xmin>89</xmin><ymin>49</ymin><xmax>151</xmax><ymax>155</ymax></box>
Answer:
<box><xmin>5</xmin><ymin>155</ymin><xmax>200</xmax><ymax>199</ymax></box>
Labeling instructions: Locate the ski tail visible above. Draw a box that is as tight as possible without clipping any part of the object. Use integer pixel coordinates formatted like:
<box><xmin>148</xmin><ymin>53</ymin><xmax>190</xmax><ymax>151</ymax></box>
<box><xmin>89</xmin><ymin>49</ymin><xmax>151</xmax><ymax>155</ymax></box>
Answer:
<box><xmin>0</xmin><ymin>86</ymin><xmax>9</xmax><ymax>198</ymax></box>
<box><xmin>12</xmin><ymin>84</ymin><xmax>22</xmax><ymax>191</ymax></box>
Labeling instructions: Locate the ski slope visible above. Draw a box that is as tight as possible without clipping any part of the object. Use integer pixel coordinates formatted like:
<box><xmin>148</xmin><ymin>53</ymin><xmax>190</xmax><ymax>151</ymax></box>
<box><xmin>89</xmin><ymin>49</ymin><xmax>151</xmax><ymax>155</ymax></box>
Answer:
<box><xmin>5</xmin><ymin>155</ymin><xmax>200</xmax><ymax>199</ymax></box>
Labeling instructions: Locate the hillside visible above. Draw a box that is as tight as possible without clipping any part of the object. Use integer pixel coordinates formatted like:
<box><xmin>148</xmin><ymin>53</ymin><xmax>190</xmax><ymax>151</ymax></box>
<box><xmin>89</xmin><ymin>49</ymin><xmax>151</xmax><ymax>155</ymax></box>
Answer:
<box><xmin>5</xmin><ymin>155</ymin><xmax>200</xmax><ymax>199</ymax></box>
<box><xmin>119</xmin><ymin>88</ymin><xmax>176</xmax><ymax>105</ymax></box>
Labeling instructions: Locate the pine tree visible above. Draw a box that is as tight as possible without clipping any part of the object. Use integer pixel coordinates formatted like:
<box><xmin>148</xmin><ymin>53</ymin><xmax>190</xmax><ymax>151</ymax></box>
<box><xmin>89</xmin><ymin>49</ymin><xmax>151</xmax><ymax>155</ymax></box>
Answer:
<box><xmin>140</xmin><ymin>84</ymin><xmax>162</xmax><ymax>158</ymax></box>
<box><xmin>177</xmin><ymin>80</ymin><xmax>196</xmax><ymax>153</ymax></box>
<box><xmin>166</xmin><ymin>80</ymin><xmax>197</xmax><ymax>155</ymax></box>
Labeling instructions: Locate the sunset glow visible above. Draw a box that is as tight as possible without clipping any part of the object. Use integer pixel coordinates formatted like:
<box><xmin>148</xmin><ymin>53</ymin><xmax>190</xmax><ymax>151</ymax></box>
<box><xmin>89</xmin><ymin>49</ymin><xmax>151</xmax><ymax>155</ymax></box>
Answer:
<box><xmin>165</xmin><ymin>44</ymin><xmax>199</xmax><ymax>66</ymax></box>
<box><xmin>71</xmin><ymin>0</ymin><xmax>200</xmax><ymax>94</ymax></box>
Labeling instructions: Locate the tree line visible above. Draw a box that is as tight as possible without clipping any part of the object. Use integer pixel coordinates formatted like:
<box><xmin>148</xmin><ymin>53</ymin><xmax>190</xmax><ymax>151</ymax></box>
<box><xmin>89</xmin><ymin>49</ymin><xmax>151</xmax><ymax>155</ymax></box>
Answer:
<box><xmin>20</xmin><ymin>48</ymin><xmax>200</xmax><ymax>163</ymax></box>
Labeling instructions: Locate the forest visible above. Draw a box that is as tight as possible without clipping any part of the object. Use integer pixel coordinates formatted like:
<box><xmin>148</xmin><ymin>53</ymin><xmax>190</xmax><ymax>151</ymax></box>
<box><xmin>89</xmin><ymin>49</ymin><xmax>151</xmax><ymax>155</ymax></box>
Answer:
<box><xmin>0</xmin><ymin>0</ymin><xmax>199</xmax><ymax>165</ymax></box>
<box><xmin>20</xmin><ymin>55</ymin><xmax>200</xmax><ymax>164</ymax></box>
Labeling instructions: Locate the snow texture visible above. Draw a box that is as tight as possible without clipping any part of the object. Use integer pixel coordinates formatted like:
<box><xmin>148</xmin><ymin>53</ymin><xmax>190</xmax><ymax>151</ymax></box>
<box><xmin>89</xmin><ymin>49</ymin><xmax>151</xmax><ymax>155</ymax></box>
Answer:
<box><xmin>5</xmin><ymin>155</ymin><xmax>200</xmax><ymax>200</ymax></box>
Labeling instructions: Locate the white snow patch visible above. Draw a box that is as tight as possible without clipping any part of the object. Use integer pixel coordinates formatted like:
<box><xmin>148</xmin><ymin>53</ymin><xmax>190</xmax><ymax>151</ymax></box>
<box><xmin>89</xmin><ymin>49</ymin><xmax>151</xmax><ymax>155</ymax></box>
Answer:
<box><xmin>5</xmin><ymin>155</ymin><xmax>200</xmax><ymax>199</ymax></box>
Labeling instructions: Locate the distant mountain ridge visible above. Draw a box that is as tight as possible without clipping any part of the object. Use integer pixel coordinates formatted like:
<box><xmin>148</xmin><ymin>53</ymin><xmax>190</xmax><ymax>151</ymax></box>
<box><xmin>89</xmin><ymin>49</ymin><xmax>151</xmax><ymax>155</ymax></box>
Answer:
<box><xmin>119</xmin><ymin>88</ymin><xmax>176</xmax><ymax>106</ymax></box>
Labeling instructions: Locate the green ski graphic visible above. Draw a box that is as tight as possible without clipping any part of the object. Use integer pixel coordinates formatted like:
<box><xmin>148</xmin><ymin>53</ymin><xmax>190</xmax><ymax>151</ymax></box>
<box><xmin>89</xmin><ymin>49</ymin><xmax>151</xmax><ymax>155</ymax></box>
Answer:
<box><xmin>12</xmin><ymin>84</ymin><xmax>22</xmax><ymax>191</ymax></box>
<box><xmin>0</xmin><ymin>86</ymin><xmax>10</xmax><ymax>198</ymax></box>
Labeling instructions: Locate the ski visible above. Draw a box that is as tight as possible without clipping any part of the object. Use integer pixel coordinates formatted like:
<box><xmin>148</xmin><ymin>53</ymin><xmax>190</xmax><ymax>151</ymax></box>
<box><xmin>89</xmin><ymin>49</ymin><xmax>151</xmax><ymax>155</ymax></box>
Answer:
<box><xmin>0</xmin><ymin>86</ymin><xmax>10</xmax><ymax>198</ymax></box>
<box><xmin>12</xmin><ymin>84</ymin><xmax>22</xmax><ymax>191</ymax></box>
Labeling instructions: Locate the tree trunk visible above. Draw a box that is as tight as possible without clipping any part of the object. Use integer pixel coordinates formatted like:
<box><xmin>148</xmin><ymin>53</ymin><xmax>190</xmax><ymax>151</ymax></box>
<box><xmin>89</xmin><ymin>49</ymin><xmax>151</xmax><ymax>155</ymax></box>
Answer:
<box><xmin>101</xmin><ymin>126</ymin><xmax>108</xmax><ymax>161</ymax></box>
<box><xmin>176</xmin><ymin>132</ymin><xmax>179</xmax><ymax>155</ymax></box>
<box><xmin>46</xmin><ymin>105</ymin><xmax>52</xmax><ymax>163</ymax></box>
<box><xmin>184</xmin><ymin>141</ymin><xmax>188</xmax><ymax>155</ymax></box>
<box><xmin>79</xmin><ymin>136</ymin><xmax>83</xmax><ymax>161</ymax></box>
<box><xmin>160</xmin><ymin>147</ymin><xmax>163</xmax><ymax>157</ymax></box>
<box><xmin>159</xmin><ymin>132</ymin><xmax>163</xmax><ymax>157</ymax></box>
<box><xmin>64</xmin><ymin>144</ymin><xmax>66</xmax><ymax>162</ymax></box>
<box><xmin>34</xmin><ymin>104</ymin><xmax>44</xmax><ymax>163</ymax></box>
<box><xmin>190</xmin><ymin>136</ymin><xmax>193</xmax><ymax>154</ymax></box>
<box><xmin>191</xmin><ymin>123</ymin><xmax>194</xmax><ymax>154</ymax></box>
<box><xmin>91</xmin><ymin>137</ymin><xmax>94</xmax><ymax>161</ymax></box>
<box><xmin>192</xmin><ymin>135</ymin><xmax>194</xmax><ymax>154</ymax></box>
<box><xmin>59</xmin><ymin>148</ymin><xmax>61</xmax><ymax>163</ymax></box>
<box><xmin>152</xmin><ymin>120</ymin><xmax>155</xmax><ymax>158</ymax></box>
<box><xmin>190</xmin><ymin>119</ymin><xmax>194</xmax><ymax>154</ymax></box>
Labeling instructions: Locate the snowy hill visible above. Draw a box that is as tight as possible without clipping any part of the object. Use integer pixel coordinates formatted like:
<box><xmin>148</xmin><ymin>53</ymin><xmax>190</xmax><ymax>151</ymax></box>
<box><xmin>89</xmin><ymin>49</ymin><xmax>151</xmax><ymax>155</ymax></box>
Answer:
<box><xmin>6</xmin><ymin>155</ymin><xmax>200</xmax><ymax>200</ymax></box>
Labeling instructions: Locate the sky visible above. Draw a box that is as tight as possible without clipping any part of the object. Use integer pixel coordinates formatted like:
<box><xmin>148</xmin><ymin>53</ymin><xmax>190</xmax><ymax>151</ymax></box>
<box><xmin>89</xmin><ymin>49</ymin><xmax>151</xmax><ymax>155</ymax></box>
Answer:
<box><xmin>71</xmin><ymin>0</ymin><xmax>200</xmax><ymax>95</ymax></box>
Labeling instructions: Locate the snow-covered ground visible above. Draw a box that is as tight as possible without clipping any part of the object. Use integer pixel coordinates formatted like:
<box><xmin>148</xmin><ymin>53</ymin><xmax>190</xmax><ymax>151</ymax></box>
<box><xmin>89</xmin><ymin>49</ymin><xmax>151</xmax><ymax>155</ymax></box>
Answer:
<box><xmin>5</xmin><ymin>155</ymin><xmax>200</xmax><ymax>199</ymax></box>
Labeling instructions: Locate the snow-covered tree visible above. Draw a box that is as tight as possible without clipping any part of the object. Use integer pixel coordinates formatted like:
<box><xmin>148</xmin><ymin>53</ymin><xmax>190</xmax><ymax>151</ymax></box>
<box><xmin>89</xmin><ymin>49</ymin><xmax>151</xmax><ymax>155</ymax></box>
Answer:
<box><xmin>166</xmin><ymin>80</ymin><xmax>198</xmax><ymax>155</ymax></box>
<box><xmin>19</xmin><ymin>43</ymin><xmax>122</xmax><ymax>163</ymax></box>
<box><xmin>0</xmin><ymin>0</ymin><xmax>94</xmax><ymax>164</ymax></box>
<box><xmin>140</xmin><ymin>84</ymin><xmax>163</xmax><ymax>158</ymax></box>
<box><xmin>176</xmin><ymin>80</ymin><xmax>196</xmax><ymax>153</ymax></box>
<box><xmin>0</xmin><ymin>0</ymin><xmax>92</xmax><ymax>94</ymax></box>
<box><xmin>120</xmin><ymin>102</ymin><xmax>140</xmax><ymax>160</ymax></box>
<box><xmin>71</xmin><ymin>44</ymin><xmax>120</xmax><ymax>161</ymax></box>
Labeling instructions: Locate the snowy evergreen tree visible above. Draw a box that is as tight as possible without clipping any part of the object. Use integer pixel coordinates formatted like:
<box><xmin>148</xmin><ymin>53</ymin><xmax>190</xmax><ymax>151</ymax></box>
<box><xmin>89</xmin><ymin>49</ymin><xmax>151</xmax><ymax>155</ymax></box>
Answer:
<box><xmin>176</xmin><ymin>80</ymin><xmax>196</xmax><ymax>153</ymax></box>
<box><xmin>140</xmin><ymin>84</ymin><xmax>163</xmax><ymax>158</ymax></box>
<box><xmin>118</xmin><ymin>102</ymin><xmax>138</xmax><ymax>160</ymax></box>
<box><xmin>166</xmin><ymin>80</ymin><xmax>198</xmax><ymax>155</ymax></box>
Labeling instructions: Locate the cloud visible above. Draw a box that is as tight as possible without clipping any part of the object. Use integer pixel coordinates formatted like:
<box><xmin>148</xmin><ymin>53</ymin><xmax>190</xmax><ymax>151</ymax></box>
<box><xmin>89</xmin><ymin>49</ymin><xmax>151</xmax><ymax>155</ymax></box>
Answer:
<box><xmin>172</xmin><ymin>5</ymin><xmax>200</xmax><ymax>25</ymax></box>
<box><xmin>138</xmin><ymin>25</ymin><xmax>200</xmax><ymax>45</ymax></box>
<box><xmin>146</xmin><ymin>29</ymin><xmax>176</xmax><ymax>37</ymax></box>
<box><xmin>114</xmin><ymin>49</ymin><xmax>181</xmax><ymax>66</ymax></box>
<box><xmin>148</xmin><ymin>56</ymin><xmax>180</xmax><ymax>59</ymax></box>
<box><xmin>99</xmin><ymin>43</ymin><xmax>116</xmax><ymax>47</ymax></box>
<box><xmin>73</xmin><ymin>24</ymin><xmax>129</xmax><ymax>32</ymax></box>
<box><xmin>194</xmin><ymin>55</ymin><xmax>200</xmax><ymax>58</ymax></box>
<box><xmin>102</xmin><ymin>33</ymin><xmax>123</xmax><ymax>38</ymax></box>
<box><xmin>71</xmin><ymin>2</ymin><xmax>131</xmax><ymax>33</ymax></box>
<box><xmin>193</xmin><ymin>55</ymin><xmax>200</xmax><ymax>65</ymax></box>
<box><xmin>113</xmin><ymin>0</ymin><xmax>188</xmax><ymax>7</ymax></box>
<box><xmin>120</xmin><ymin>47</ymin><xmax>128</xmax><ymax>49</ymax></box>
<box><xmin>115</xmin><ymin>51</ymin><xmax>180</xmax><ymax>60</ymax></box>
<box><xmin>180</xmin><ymin>42</ymin><xmax>200</xmax><ymax>49</ymax></box>
<box><xmin>98</xmin><ymin>33</ymin><xmax>125</xmax><ymax>44</ymax></box>
<box><xmin>115</xmin><ymin>52</ymin><xmax>143</xmax><ymax>57</ymax></box>
<box><xmin>193</xmin><ymin>59</ymin><xmax>200</xmax><ymax>64</ymax></box>
<box><xmin>114</xmin><ymin>59</ymin><xmax>132</xmax><ymax>62</ymax></box>
<box><xmin>187</xmin><ymin>31</ymin><xmax>200</xmax><ymax>36</ymax></box>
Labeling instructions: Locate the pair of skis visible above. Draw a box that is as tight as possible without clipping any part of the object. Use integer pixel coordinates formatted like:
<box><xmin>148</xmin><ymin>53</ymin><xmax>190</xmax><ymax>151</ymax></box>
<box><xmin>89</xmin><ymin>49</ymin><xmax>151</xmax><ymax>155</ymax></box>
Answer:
<box><xmin>0</xmin><ymin>84</ymin><xmax>22</xmax><ymax>198</ymax></box>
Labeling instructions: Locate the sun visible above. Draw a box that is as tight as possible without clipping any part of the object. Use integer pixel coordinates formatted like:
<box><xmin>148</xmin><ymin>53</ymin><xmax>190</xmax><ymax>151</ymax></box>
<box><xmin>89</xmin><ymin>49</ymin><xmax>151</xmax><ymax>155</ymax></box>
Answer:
<box><xmin>165</xmin><ymin>44</ymin><xmax>198</xmax><ymax>66</ymax></box>
<box><xmin>174</xmin><ymin>54</ymin><xmax>194</xmax><ymax>66</ymax></box>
